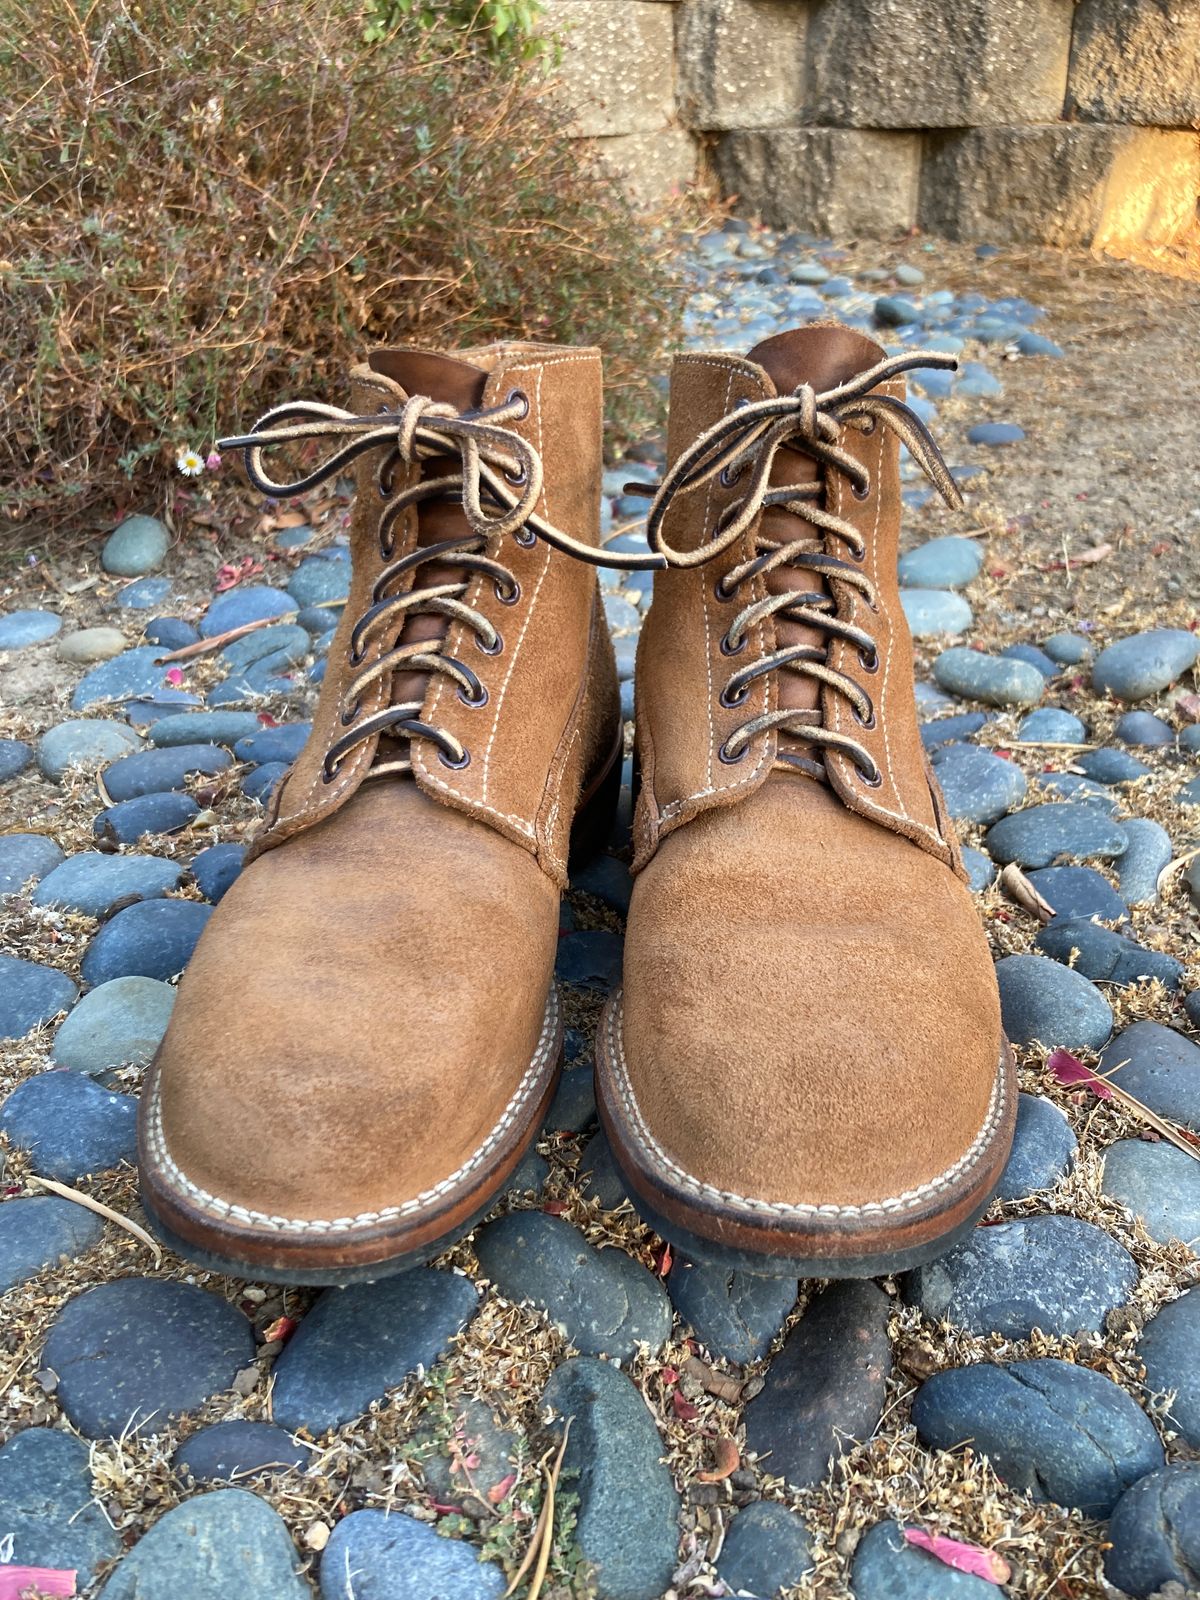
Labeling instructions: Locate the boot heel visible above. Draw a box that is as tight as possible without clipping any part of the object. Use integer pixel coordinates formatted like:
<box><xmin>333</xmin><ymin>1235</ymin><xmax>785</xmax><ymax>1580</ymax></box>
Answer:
<box><xmin>569</xmin><ymin>735</ymin><xmax>624</xmax><ymax>869</ymax></box>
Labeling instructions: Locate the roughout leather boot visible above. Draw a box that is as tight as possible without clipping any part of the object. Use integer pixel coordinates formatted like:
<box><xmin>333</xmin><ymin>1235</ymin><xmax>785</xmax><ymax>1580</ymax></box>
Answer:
<box><xmin>596</xmin><ymin>326</ymin><xmax>1016</xmax><ymax>1277</ymax></box>
<box><xmin>139</xmin><ymin>343</ymin><xmax>623</xmax><ymax>1283</ymax></box>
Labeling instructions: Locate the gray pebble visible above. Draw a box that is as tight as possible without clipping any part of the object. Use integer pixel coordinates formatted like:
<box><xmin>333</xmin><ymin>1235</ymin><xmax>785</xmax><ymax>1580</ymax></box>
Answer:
<box><xmin>1102</xmin><ymin>1138</ymin><xmax>1200</xmax><ymax>1247</ymax></box>
<box><xmin>933</xmin><ymin>647</ymin><xmax>1044</xmax><ymax>708</ymax></box>
<box><xmin>995</xmin><ymin>953</ymin><xmax>1112</xmax><ymax>1050</ymax></box>
<box><xmin>994</xmin><ymin>1093</ymin><xmax>1075</xmax><ymax>1201</ymax></box>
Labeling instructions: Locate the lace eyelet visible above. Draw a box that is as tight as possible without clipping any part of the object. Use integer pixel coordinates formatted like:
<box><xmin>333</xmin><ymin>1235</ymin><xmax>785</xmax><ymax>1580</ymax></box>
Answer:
<box><xmin>506</xmin><ymin>388</ymin><xmax>530</xmax><ymax>420</ymax></box>
<box><xmin>851</xmin><ymin>479</ymin><xmax>871</xmax><ymax>502</ymax></box>
<box><xmin>860</xmin><ymin>416</ymin><xmax>877</xmax><ymax>436</ymax></box>
<box><xmin>458</xmin><ymin>682</ymin><xmax>488</xmax><ymax>709</ymax></box>
<box><xmin>495</xmin><ymin>579</ymin><xmax>521</xmax><ymax>605</ymax></box>
<box><xmin>439</xmin><ymin>746</ymin><xmax>471</xmax><ymax>770</ymax></box>
<box><xmin>719</xmin><ymin>682</ymin><xmax>749</xmax><ymax>709</ymax></box>
<box><xmin>719</xmin><ymin>630</ymin><xmax>746</xmax><ymax>657</ymax></box>
<box><xmin>476</xmin><ymin>630</ymin><xmax>503</xmax><ymax>656</ymax></box>
<box><xmin>860</xmin><ymin>764</ymin><xmax>883</xmax><ymax>788</ymax></box>
<box><xmin>719</xmin><ymin>464</ymin><xmax>741</xmax><ymax>488</ymax></box>
<box><xmin>718</xmin><ymin>737</ymin><xmax>748</xmax><ymax>765</ymax></box>
<box><xmin>514</xmin><ymin>527</ymin><xmax>537</xmax><ymax>548</ymax></box>
<box><xmin>853</xmin><ymin>704</ymin><xmax>876</xmax><ymax>731</ymax></box>
<box><xmin>714</xmin><ymin>574</ymin><xmax>737</xmax><ymax>602</ymax></box>
<box><xmin>340</xmin><ymin>700</ymin><xmax>361</xmax><ymax>727</ymax></box>
<box><xmin>321</xmin><ymin>757</ymin><xmax>343</xmax><ymax>785</ymax></box>
<box><xmin>505</xmin><ymin>462</ymin><xmax>528</xmax><ymax>487</ymax></box>
<box><xmin>848</xmin><ymin>541</ymin><xmax>867</xmax><ymax>563</ymax></box>
<box><xmin>858</xmin><ymin>645</ymin><xmax>880</xmax><ymax>675</ymax></box>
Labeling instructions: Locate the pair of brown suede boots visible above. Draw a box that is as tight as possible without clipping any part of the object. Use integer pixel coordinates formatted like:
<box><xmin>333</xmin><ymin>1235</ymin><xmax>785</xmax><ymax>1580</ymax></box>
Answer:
<box><xmin>137</xmin><ymin>326</ymin><xmax>1015</xmax><ymax>1286</ymax></box>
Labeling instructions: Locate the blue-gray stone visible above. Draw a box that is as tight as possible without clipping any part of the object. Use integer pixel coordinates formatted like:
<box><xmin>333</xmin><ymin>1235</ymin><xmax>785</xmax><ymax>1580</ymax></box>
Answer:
<box><xmin>1026</xmin><ymin>865</ymin><xmax>1128</xmax><ymax>923</ymax></box>
<box><xmin>94</xmin><ymin>791</ymin><xmax>200</xmax><ymax>845</ymax></box>
<box><xmin>209</xmin><ymin>623</ymin><xmax>310</xmax><ymax>703</ymax></box>
<box><xmin>149</xmin><ymin>711</ymin><xmax>263</xmax><ymax>748</ymax></box>
<box><xmin>576</xmin><ymin>1128</ymin><xmax>625</xmax><ymax>1207</ymax></box>
<box><xmin>1036</xmin><ymin>919</ymin><xmax>1182</xmax><ymax>991</ymax></box>
<box><xmin>82</xmin><ymin>898</ymin><xmax>213</xmax><ymax>984</ymax></box>
<box><xmin>1016</xmin><ymin>331</ymin><xmax>1063</xmax><ymax>357</ymax></box>
<box><xmin>1117</xmin><ymin>818</ymin><xmax>1173</xmax><ymax>905</ymax></box>
<box><xmin>1</xmin><ymin>1071</ymin><xmax>137</xmax><ymax>1181</ymax></box>
<box><xmin>1042</xmin><ymin>631</ymin><xmax>1092</xmax><ymax>665</ymax></box>
<box><xmin>286</xmin><ymin>557</ymin><xmax>350</xmax><ymax>608</ymax></box>
<box><xmin>1186</xmin><ymin>990</ymin><xmax>1200</xmax><ymax>1027</ymax></box>
<box><xmin>0</xmin><ymin>1427</ymin><xmax>120</xmax><ymax>1578</ymax></box>
<box><xmin>875</xmin><ymin>295</ymin><xmax>920</xmax><ymax>326</ymax></box>
<box><xmin>1181</xmin><ymin>725</ymin><xmax>1200</xmax><ymax>753</ymax></box>
<box><xmin>984</xmin><ymin>803</ymin><xmax>1127</xmax><ymax>869</ymax></box>
<box><xmin>821</xmin><ymin>276</ymin><xmax>854</xmax><ymax>297</ymax></box>
<box><xmin>894</xmin><ymin>263</ymin><xmax>924</xmax><ymax>286</ymax></box>
<box><xmin>851</xmin><ymin>1520</ymin><xmax>997</xmax><ymax>1600</ymax></box>
<box><xmin>1098</xmin><ymin>1022</ymin><xmax>1200</xmax><ymax>1130</ymax></box>
<box><xmin>271</xmin><ymin>1269</ymin><xmax>477</xmax><ymax>1433</ymax></box>
<box><xmin>143</xmin><ymin>617</ymin><xmax>199</xmax><ymax>650</ymax></box>
<box><xmin>744</xmin><ymin>1281</ymin><xmax>892</xmax><ymax>1489</ymax></box>
<box><xmin>954</xmin><ymin>363</ymin><xmax>1003</xmax><ymax>400</ymax></box>
<box><xmin>233</xmin><ymin>723</ymin><xmax>312</xmax><ymax>765</ymax></box>
<box><xmin>966</xmin><ymin>422</ymin><xmax>1025</xmax><ymax>446</ymax></box>
<box><xmin>1116</xmin><ymin>710</ymin><xmax>1175</xmax><ymax>748</ymax></box>
<box><xmin>911</xmin><ymin>367</ymin><xmax>954</xmax><ymax>399</ymax></box>
<box><xmin>0</xmin><ymin>955</ymin><xmax>78</xmax><ymax>1040</ymax></box>
<box><xmin>242</xmin><ymin>760</ymin><xmax>288</xmax><ymax>802</ymax></box>
<box><xmin>1176</xmin><ymin>774</ymin><xmax>1200</xmax><ymax>807</ymax></box>
<box><xmin>71</xmin><ymin>646</ymin><xmax>175</xmax><ymax>712</ymax></box>
<box><xmin>507</xmin><ymin>1146</ymin><xmax>549</xmax><ymax>1196</ymax></box>
<box><xmin>614</xmin><ymin>635</ymin><xmax>637</xmax><ymax>681</ymax></box>
<box><xmin>319</xmin><ymin>1509</ymin><xmax>503</xmax><ymax>1600</ymax></box>
<box><xmin>0</xmin><ymin>1196</ymin><xmax>105</xmax><ymax>1293</ymax></box>
<box><xmin>898</xmin><ymin>536</ymin><xmax>983</xmax><ymax>589</ymax></box>
<box><xmin>0</xmin><ymin>833</ymin><xmax>65</xmax><ymax>898</ymax></box>
<box><xmin>191</xmin><ymin>843</ymin><xmax>246</xmax><ymax>904</ymax></box>
<box><xmin>921</xmin><ymin>712</ymin><xmax>990</xmax><ymax>750</ymax></box>
<box><xmin>667</xmin><ymin>1258</ymin><xmax>796</xmax><ymax>1364</ymax></box>
<box><xmin>97</xmin><ymin>1488</ymin><xmax>308</xmax><ymax>1600</ymax></box>
<box><xmin>603</xmin><ymin>593</ymin><xmax>641</xmax><ymax>634</ymax></box>
<box><xmin>0</xmin><ymin>609</ymin><xmax>62</xmax><ymax>649</ymax></box>
<box><xmin>555</xmin><ymin>928</ymin><xmax>623</xmax><ymax>989</ymax></box>
<box><xmin>296</xmin><ymin>604</ymin><xmax>340</xmax><ymax>636</ymax></box>
<box><xmin>1002</xmin><ymin>642</ymin><xmax>1058</xmax><ymax>679</ymax></box>
<box><xmin>1102</xmin><ymin>1139</ymin><xmax>1200</xmax><ymax>1247</ymax></box>
<box><xmin>53</xmin><ymin>975</ymin><xmax>175</xmax><ymax>1076</ymax></box>
<box><xmin>1075</xmin><ymin>746</ymin><xmax>1152</xmax><ymax>785</ymax></box>
<box><xmin>32</xmin><ymin>852</ymin><xmax>182</xmax><ymax>917</ymax></box>
<box><xmin>995</xmin><ymin>1093</ymin><xmax>1076</xmax><ymax>1202</ymax></box>
<box><xmin>545</xmin><ymin>1060</ymin><xmax>595</xmax><ymax>1133</ymax></box>
<box><xmin>122</xmin><ymin>690</ymin><xmax>202</xmax><ymax>728</ymax></box>
<box><xmin>900</xmin><ymin>589</ymin><xmax>973</xmax><ymax>637</ymax></box>
<box><xmin>904</xmin><ymin>1215</ymin><xmax>1135</xmax><ymax>1338</ymax></box>
<box><xmin>116</xmin><ymin>576</ymin><xmax>172</xmax><ymax>610</ymax></box>
<box><xmin>1140</xmin><ymin>1289</ymin><xmax>1200</xmax><ymax>1448</ymax></box>
<box><xmin>932</xmin><ymin>648</ymin><xmax>1043</xmax><ymax>708</ymax></box>
<box><xmin>174</xmin><ymin>1421</ymin><xmax>310</xmax><ymax>1483</ymax></box>
<box><xmin>995</xmin><ymin>953</ymin><xmax>1112</xmax><ymax>1049</ymax></box>
<box><xmin>0</xmin><ymin>738</ymin><xmax>32</xmax><ymax>780</ymax></box>
<box><xmin>1016</xmin><ymin>707</ymin><xmax>1086</xmax><ymax>743</ymax></box>
<box><xmin>1105</xmin><ymin>1465</ymin><xmax>1200</xmax><ymax>1598</ymax></box>
<box><xmin>1037</xmin><ymin>772</ymin><xmax>1121</xmax><ymax>811</ymax></box>
<box><xmin>102</xmin><ymin>514</ymin><xmax>169</xmax><ymax>576</ymax></box>
<box><xmin>719</xmin><ymin>1502</ymin><xmax>814</xmax><ymax>1598</ymax></box>
<box><xmin>788</xmin><ymin>262</ymin><xmax>829</xmax><ymax>284</ymax></box>
<box><xmin>961</xmin><ymin>846</ymin><xmax>996</xmax><ymax>891</ymax></box>
<box><xmin>914</xmin><ymin>680</ymin><xmax>955</xmax><ymax>713</ymax></box>
<box><xmin>930</xmin><ymin>744</ymin><xmax>1025</xmax><ymax>825</ymax></box>
<box><xmin>102</xmin><ymin>742</ymin><xmax>231</xmax><ymax>800</ymax></box>
<box><xmin>38</xmin><ymin>718</ymin><xmax>142</xmax><ymax>780</ymax></box>
<box><xmin>572</xmin><ymin>853</ymin><xmax>633</xmax><ymax>915</ymax></box>
<box><xmin>475</xmin><ymin>1211</ymin><xmax>670</xmax><ymax>1360</ymax></box>
<box><xmin>44</xmin><ymin>1278</ymin><xmax>256</xmax><ymax>1438</ymax></box>
<box><xmin>912</xmin><ymin>1359</ymin><xmax>1163</xmax><ymax>1516</ymax></box>
<box><xmin>542</xmin><ymin>1356</ymin><xmax>680</xmax><ymax>1600</ymax></box>
<box><xmin>200</xmin><ymin>585</ymin><xmax>294</xmax><ymax>638</ymax></box>
<box><xmin>1093</xmin><ymin>629</ymin><xmax>1200</xmax><ymax>702</ymax></box>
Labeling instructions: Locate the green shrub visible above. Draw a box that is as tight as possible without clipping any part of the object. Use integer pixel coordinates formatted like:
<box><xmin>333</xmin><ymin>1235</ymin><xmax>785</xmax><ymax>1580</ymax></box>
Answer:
<box><xmin>363</xmin><ymin>0</ymin><xmax>554</xmax><ymax>60</ymax></box>
<box><xmin>0</xmin><ymin>0</ymin><xmax>683</xmax><ymax>539</ymax></box>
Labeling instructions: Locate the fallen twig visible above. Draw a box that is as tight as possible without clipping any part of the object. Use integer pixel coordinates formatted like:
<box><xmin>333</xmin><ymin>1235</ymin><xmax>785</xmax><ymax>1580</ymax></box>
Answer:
<box><xmin>27</xmin><ymin>1175</ymin><xmax>164</xmax><ymax>1263</ymax></box>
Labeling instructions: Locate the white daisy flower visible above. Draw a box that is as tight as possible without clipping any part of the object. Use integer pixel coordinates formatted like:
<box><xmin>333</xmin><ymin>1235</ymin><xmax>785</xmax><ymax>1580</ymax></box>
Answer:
<box><xmin>176</xmin><ymin>448</ymin><xmax>205</xmax><ymax>477</ymax></box>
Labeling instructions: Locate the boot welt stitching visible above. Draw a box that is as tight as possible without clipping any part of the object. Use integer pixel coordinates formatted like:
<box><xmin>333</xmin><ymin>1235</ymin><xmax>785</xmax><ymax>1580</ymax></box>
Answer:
<box><xmin>144</xmin><ymin>990</ymin><xmax>559</xmax><ymax>1235</ymax></box>
<box><xmin>604</xmin><ymin>994</ymin><xmax>1008</xmax><ymax>1221</ymax></box>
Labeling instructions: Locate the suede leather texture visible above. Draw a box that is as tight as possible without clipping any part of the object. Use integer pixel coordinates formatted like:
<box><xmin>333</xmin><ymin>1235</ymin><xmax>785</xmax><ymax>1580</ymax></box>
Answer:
<box><xmin>141</xmin><ymin>343</ymin><xmax>619</xmax><ymax>1270</ymax></box>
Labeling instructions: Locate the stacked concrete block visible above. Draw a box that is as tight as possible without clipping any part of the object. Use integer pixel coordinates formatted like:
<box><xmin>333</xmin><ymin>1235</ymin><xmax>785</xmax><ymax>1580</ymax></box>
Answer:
<box><xmin>676</xmin><ymin>0</ymin><xmax>807</xmax><ymax>130</ymax></box>
<box><xmin>716</xmin><ymin>128</ymin><xmax>922</xmax><ymax>234</ymax></box>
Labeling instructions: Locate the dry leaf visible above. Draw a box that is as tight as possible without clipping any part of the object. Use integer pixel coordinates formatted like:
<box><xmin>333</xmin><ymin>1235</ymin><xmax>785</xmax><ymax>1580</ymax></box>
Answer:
<box><xmin>903</xmin><ymin>1529</ymin><xmax>1011</xmax><ymax>1584</ymax></box>
<box><xmin>999</xmin><ymin>863</ymin><xmax>1055</xmax><ymax>924</ymax></box>
<box><xmin>696</xmin><ymin>1435</ymin><xmax>739</xmax><ymax>1483</ymax></box>
<box><xmin>1039</xmin><ymin>542</ymin><xmax>1112</xmax><ymax>572</ymax></box>
<box><xmin>0</xmin><ymin>1571</ymin><xmax>76</xmax><ymax>1599</ymax></box>
<box><xmin>681</xmin><ymin>1356</ymin><xmax>743</xmax><ymax>1404</ymax></box>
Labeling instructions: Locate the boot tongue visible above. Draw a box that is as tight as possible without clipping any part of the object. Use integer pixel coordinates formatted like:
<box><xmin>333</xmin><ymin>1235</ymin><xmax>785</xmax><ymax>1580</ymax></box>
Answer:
<box><xmin>743</xmin><ymin>327</ymin><xmax>885</xmax><ymax>777</ymax></box>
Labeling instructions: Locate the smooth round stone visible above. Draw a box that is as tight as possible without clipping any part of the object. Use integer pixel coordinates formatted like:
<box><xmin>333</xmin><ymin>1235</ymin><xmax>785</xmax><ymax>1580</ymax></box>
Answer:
<box><xmin>1140</xmin><ymin>1289</ymin><xmax>1200</xmax><ymax>1447</ymax></box>
<box><xmin>984</xmin><ymin>803</ymin><xmax>1127</xmax><ymax>869</ymax></box>
<box><xmin>37</xmin><ymin>718</ymin><xmax>142</xmax><ymax>780</ymax></box>
<box><xmin>242</xmin><ymin>760</ymin><xmax>288</xmax><ymax>802</ymax></box>
<box><xmin>995</xmin><ymin>1093</ymin><xmax>1076</xmax><ymax>1202</ymax></box>
<box><xmin>32</xmin><ymin>852</ymin><xmax>182</xmax><ymax>917</ymax></box>
<box><xmin>544</xmin><ymin>1060</ymin><xmax>596</xmax><ymax>1133</ymax></box>
<box><xmin>930</xmin><ymin>744</ymin><xmax>1025</xmax><ymax>825</ymax></box>
<box><xmin>1076</xmin><ymin>746</ymin><xmax>1152</xmax><ymax>785</ymax></box>
<box><xmin>1098</xmin><ymin>1022</ymin><xmax>1200</xmax><ymax>1130</ymax></box>
<box><xmin>966</xmin><ymin>421</ymin><xmax>1025</xmax><ymax>446</ymax></box>
<box><xmin>275</xmin><ymin>524</ymin><xmax>313</xmax><ymax>549</ymax></box>
<box><xmin>116</xmin><ymin>576</ymin><xmax>172</xmax><ymax>610</ymax></box>
<box><xmin>576</xmin><ymin>1128</ymin><xmax>626</xmax><ymax>1207</ymax></box>
<box><xmin>543</xmin><ymin>1356</ymin><xmax>680</xmax><ymax>1600</ymax></box>
<box><xmin>954</xmin><ymin>366</ymin><xmax>1003</xmax><ymax>400</ymax></box>
<box><xmin>667</xmin><ymin>1258</ymin><xmax>797</xmax><ymax>1364</ymax></box>
<box><xmin>1037</xmin><ymin>919</ymin><xmax>1182</xmax><ymax>990</ymax></box>
<box><xmin>507</xmin><ymin>1146</ymin><xmax>549</xmax><ymax>1196</ymax></box>
<box><xmin>899</xmin><ymin>535</ymin><xmax>983</xmax><ymax>590</ymax></box>
<box><xmin>1002</xmin><ymin>642</ymin><xmax>1058</xmax><ymax>679</ymax></box>
<box><xmin>604</xmin><ymin>593</ymin><xmax>641</xmax><ymax>635</ymax></box>
<box><xmin>0</xmin><ymin>609</ymin><xmax>62</xmax><ymax>649</ymax></box>
<box><xmin>0</xmin><ymin>737</ymin><xmax>32</xmax><ymax>780</ymax></box>
<box><xmin>191</xmin><ymin>843</ymin><xmax>246</xmax><ymax>904</ymax></box>
<box><xmin>0</xmin><ymin>955</ymin><xmax>78</xmax><ymax>1041</ymax></box>
<box><xmin>233</xmin><ymin>723</ymin><xmax>311</xmax><ymax>765</ymax></box>
<box><xmin>905</xmin><ymin>1214</ymin><xmax>1136</xmax><ymax>1338</ymax></box>
<box><xmin>914</xmin><ymin>680</ymin><xmax>955</xmax><ymax>713</ymax></box>
<box><xmin>319</xmin><ymin>1509</ymin><xmax>503</xmax><ymax>1600</ymax></box>
<box><xmin>1185</xmin><ymin>990</ymin><xmax>1200</xmax><ymax>1028</ymax></box>
<box><xmin>44</xmin><ymin>1278</ymin><xmax>255</xmax><ymax>1438</ymax></box>
<box><xmin>286</xmin><ymin>557</ymin><xmax>350</xmax><ymax>608</ymax></box>
<box><xmin>1017</xmin><ymin>706</ymin><xmax>1086</xmax><ymax>743</ymax></box>
<box><xmin>719</xmin><ymin>1502</ymin><xmax>814</xmax><ymax>1598</ymax></box>
<box><xmin>149</xmin><ymin>710</ymin><xmax>263</xmax><ymax>748</ymax></box>
<box><xmin>57</xmin><ymin>627</ymin><xmax>128</xmax><ymax>665</ymax></box>
<box><xmin>0</xmin><ymin>1196</ymin><xmax>105</xmax><ymax>1293</ymax></box>
<box><xmin>894</xmin><ymin>263</ymin><xmax>924</xmax><ymax>286</ymax></box>
<box><xmin>1116</xmin><ymin>818</ymin><xmax>1172</xmax><ymax>905</ymax></box>
<box><xmin>174</xmin><ymin>1421</ymin><xmax>309</xmax><ymax>1483</ymax></box>
<box><xmin>875</xmin><ymin>295</ymin><xmax>920</xmax><ymax>326</ymax></box>
<box><xmin>53</xmin><ymin>975</ymin><xmax>176</xmax><ymax>1076</ymax></box>
<box><xmin>555</xmin><ymin>928</ymin><xmax>624</xmax><ymax>989</ymax></box>
<box><xmin>1116</xmin><ymin>710</ymin><xmax>1175</xmax><ymax>747</ymax></box>
<box><xmin>0</xmin><ymin>1071</ymin><xmax>137</xmax><ymax>1181</ymax></box>
<box><xmin>1028</xmin><ymin>865</ymin><xmax>1129</xmax><ymax>923</ymax></box>
<box><xmin>1105</xmin><ymin>1465</ymin><xmax>1200</xmax><ymax>1598</ymax></box>
<box><xmin>614</xmin><ymin>636</ymin><xmax>637</xmax><ymax>681</ymax></box>
<box><xmin>70</xmin><ymin>646</ymin><xmax>175</xmax><ymax>712</ymax></box>
<box><xmin>143</xmin><ymin>616</ymin><xmax>199</xmax><ymax>650</ymax></box>
<box><xmin>744</xmin><ymin>1281</ymin><xmax>892</xmax><ymax>1489</ymax></box>
<box><xmin>102</xmin><ymin>742</ymin><xmax>232</xmax><ymax>801</ymax></box>
<box><xmin>98</xmin><ymin>1488</ymin><xmax>308</xmax><ymax>1600</ymax></box>
<box><xmin>200</xmin><ymin>585</ymin><xmax>294</xmax><ymax>638</ymax></box>
<box><xmin>102</xmin><ymin>514</ymin><xmax>169</xmax><ymax>576</ymax></box>
<box><xmin>413</xmin><ymin>1394</ymin><xmax>520</xmax><ymax>1508</ymax></box>
<box><xmin>1102</xmin><ymin>1139</ymin><xmax>1200</xmax><ymax>1247</ymax></box>
<box><xmin>920</xmin><ymin>712</ymin><xmax>989</xmax><ymax>749</ymax></box>
<box><xmin>209</xmin><ymin>624</ymin><xmax>310</xmax><ymax>703</ymax></box>
<box><xmin>122</xmin><ymin>689</ymin><xmax>202</xmax><ymax>728</ymax></box>
<box><xmin>271</xmin><ymin>1269</ymin><xmax>478</xmax><ymax>1433</ymax></box>
<box><xmin>932</xmin><ymin>647</ymin><xmax>1043</xmax><ymax>708</ymax></box>
<box><xmin>1178</xmin><ymin>775</ymin><xmax>1200</xmax><ymax>807</ymax></box>
<box><xmin>1017</xmin><ymin>331</ymin><xmax>1063</xmax><ymax>356</ymax></box>
<box><xmin>0</xmin><ymin>1428</ymin><xmax>120</xmax><ymax>1578</ymax></box>
<box><xmin>911</xmin><ymin>367</ymin><xmax>954</xmax><ymax>399</ymax></box>
<box><xmin>296</xmin><ymin>604</ymin><xmax>340</xmax><ymax>637</ymax></box>
<box><xmin>0</xmin><ymin>833</ymin><xmax>65</xmax><ymax>898</ymax></box>
<box><xmin>1182</xmin><ymin>725</ymin><xmax>1200</xmax><ymax>753</ymax></box>
<box><xmin>571</xmin><ymin>852</ymin><xmax>633</xmax><ymax>915</ymax></box>
<box><xmin>94</xmin><ymin>791</ymin><xmax>200</xmax><ymax>845</ymax></box>
<box><xmin>912</xmin><ymin>1358</ymin><xmax>1163</xmax><ymax>1516</ymax></box>
<box><xmin>1042</xmin><ymin>631</ymin><xmax>1091</xmax><ymax>665</ymax></box>
<box><xmin>1095</xmin><ymin>629</ymin><xmax>1200</xmax><ymax>703</ymax></box>
<box><xmin>81</xmin><ymin>899</ymin><xmax>213</xmax><ymax>985</ymax></box>
<box><xmin>851</xmin><ymin>1520</ymin><xmax>998</xmax><ymax>1600</ymax></box>
<box><xmin>474</xmin><ymin>1211</ymin><xmax>670</xmax><ymax>1360</ymax></box>
<box><xmin>995</xmin><ymin>953</ymin><xmax>1112</xmax><ymax>1049</ymax></box>
<box><xmin>1038</xmin><ymin>772</ymin><xmax>1120</xmax><ymax>812</ymax></box>
<box><xmin>900</xmin><ymin>589</ymin><xmax>973</xmax><ymax>637</ymax></box>
<box><xmin>961</xmin><ymin>845</ymin><xmax>995</xmax><ymax>891</ymax></box>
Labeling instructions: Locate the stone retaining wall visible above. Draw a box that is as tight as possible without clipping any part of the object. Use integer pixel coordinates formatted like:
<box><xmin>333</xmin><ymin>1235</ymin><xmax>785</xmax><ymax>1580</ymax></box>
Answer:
<box><xmin>549</xmin><ymin>0</ymin><xmax>1200</xmax><ymax>248</ymax></box>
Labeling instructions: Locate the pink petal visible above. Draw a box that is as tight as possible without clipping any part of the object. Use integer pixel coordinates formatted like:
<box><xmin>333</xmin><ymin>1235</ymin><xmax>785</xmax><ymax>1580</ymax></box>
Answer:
<box><xmin>904</xmin><ymin>1529</ymin><xmax>1011</xmax><ymax>1584</ymax></box>
<box><xmin>1046</xmin><ymin>1047</ymin><xmax>1113</xmax><ymax>1100</ymax></box>
<box><xmin>165</xmin><ymin>667</ymin><xmax>184</xmax><ymax>687</ymax></box>
<box><xmin>0</xmin><ymin>1569</ymin><xmax>76</xmax><ymax>1600</ymax></box>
